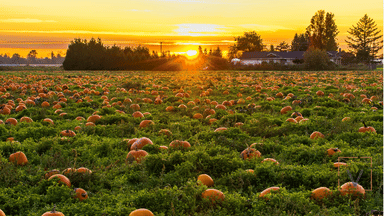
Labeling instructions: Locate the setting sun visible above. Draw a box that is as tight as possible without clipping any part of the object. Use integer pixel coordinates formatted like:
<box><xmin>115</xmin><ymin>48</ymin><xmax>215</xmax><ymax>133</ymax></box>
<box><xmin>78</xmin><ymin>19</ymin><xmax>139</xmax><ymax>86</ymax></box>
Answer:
<box><xmin>186</xmin><ymin>50</ymin><xmax>198</xmax><ymax>57</ymax></box>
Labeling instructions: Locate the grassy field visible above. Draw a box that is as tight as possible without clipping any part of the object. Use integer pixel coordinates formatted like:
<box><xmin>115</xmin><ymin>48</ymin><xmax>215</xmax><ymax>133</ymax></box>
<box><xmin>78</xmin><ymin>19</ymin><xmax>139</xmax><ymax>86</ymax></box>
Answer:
<box><xmin>0</xmin><ymin>70</ymin><xmax>382</xmax><ymax>215</ymax></box>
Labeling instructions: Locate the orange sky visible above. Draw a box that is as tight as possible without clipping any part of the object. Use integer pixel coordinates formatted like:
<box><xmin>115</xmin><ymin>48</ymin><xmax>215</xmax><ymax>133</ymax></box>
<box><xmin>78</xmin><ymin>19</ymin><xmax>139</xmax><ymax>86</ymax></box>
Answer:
<box><xmin>0</xmin><ymin>0</ymin><xmax>382</xmax><ymax>58</ymax></box>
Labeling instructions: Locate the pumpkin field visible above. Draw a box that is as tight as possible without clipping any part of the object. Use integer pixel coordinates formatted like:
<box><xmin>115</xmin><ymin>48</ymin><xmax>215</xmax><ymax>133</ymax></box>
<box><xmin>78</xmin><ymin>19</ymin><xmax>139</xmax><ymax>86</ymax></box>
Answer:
<box><xmin>0</xmin><ymin>70</ymin><xmax>382</xmax><ymax>216</ymax></box>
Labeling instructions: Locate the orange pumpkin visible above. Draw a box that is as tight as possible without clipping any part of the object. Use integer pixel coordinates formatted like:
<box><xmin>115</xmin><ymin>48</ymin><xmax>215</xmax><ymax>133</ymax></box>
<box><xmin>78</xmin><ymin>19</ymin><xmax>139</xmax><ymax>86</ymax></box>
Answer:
<box><xmin>259</xmin><ymin>187</ymin><xmax>280</xmax><ymax>200</ymax></box>
<box><xmin>62</xmin><ymin>168</ymin><xmax>76</xmax><ymax>175</ymax></box>
<box><xmin>126</xmin><ymin>149</ymin><xmax>148</xmax><ymax>163</ymax></box>
<box><xmin>202</xmin><ymin>189</ymin><xmax>225</xmax><ymax>203</ymax></box>
<box><xmin>310</xmin><ymin>131</ymin><xmax>324</xmax><ymax>139</ymax></box>
<box><xmin>327</xmin><ymin>148</ymin><xmax>341</xmax><ymax>156</ymax></box>
<box><xmin>41</xmin><ymin>206</ymin><xmax>65</xmax><ymax>216</ymax></box>
<box><xmin>311</xmin><ymin>187</ymin><xmax>332</xmax><ymax>200</ymax></box>
<box><xmin>197</xmin><ymin>174</ymin><xmax>214</xmax><ymax>187</ymax></box>
<box><xmin>214</xmin><ymin>127</ymin><xmax>227</xmax><ymax>132</ymax></box>
<box><xmin>20</xmin><ymin>116</ymin><xmax>33</xmax><ymax>123</ymax></box>
<box><xmin>130</xmin><ymin>137</ymin><xmax>153</xmax><ymax>150</ymax></box>
<box><xmin>74</xmin><ymin>188</ymin><xmax>88</xmax><ymax>201</ymax></box>
<box><xmin>0</xmin><ymin>209</ymin><xmax>5</xmax><ymax>216</ymax></box>
<box><xmin>48</xmin><ymin>174</ymin><xmax>71</xmax><ymax>187</ymax></box>
<box><xmin>261</xmin><ymin>158</ymin><xmax>279</xmax><ymax>165</ymax></box>
<box><xmin>280</xmin><ymin>106</ymin><xmax>292</xmax><ymax>114</ymax></box>
<box><xmin>139</xmin><ymin>120</ymin><xmax>154</xmax><ymax>128</ymax></box>
<box><xmin>45</xmin><ymin>169</ymin><xmax>60</xmax><ymax>179</ymax></box>
<box><xmin>43</xmin><ymin>118</ymin><xmax>54</xmax><ymax>125</ymax></box>
<box><xmin>76</xmin><ymin>167</ymin><xmax>92</xmax><ymax>174</ymax></box>
<box><xmin>169</xmin><ymin>140</ymin><xmax>191</xmax><ymax>148</ymax></box>
<box><xmin>132</xmin><ymin>111</ymin><xmax>144</xmax><ymax>118</ymax></box>
<box><xmin>41</xmin><ymin>101</ymin><xmax>50</xmax><ymax>107</ymax></box>
<box><xmin>9</xmin><ymin>151</ymin><xmax>28</xmax><ymax>166</ymax></box>
<box><xmin>5</xmin><ymin>118</ymin><xmax>18</xmax><ymax>126</ymax></box>
<box><xmin>340</xmin><ymin>182</ymin><xmax>365</xmax><ymax>197</ymax></box>
<box><xmin>129</xmin><ymin>209</ymin><xmax>154</xmax><ymax>216</ymax></box>
<box><xmin>240</xmin><ymin>148</ymin><xmax>261</xmax><ymax>160</ymax></box>
<box><xmin>87</xmin><ymin>115</ymin><xmax>101</xmax><ymax>123</ymax></box>
<box><xmin>333</xmin><ymin>162</ymin><xmax>348</xmax><ymax>168</ymax></box>
<box><xmin>60</xmin><ymin>130</ymin><xmax>76</xmax><ymax>137</ymax></box>
<box><xmin>358</xmin><ymin>122</ymin><xmax>376</xmax><ymax>133</ymax></box>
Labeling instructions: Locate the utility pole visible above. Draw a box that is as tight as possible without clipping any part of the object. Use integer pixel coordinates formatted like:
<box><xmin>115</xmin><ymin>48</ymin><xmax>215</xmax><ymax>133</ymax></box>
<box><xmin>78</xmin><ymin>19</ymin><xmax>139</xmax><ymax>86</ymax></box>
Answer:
<box><xmin>160</xmin><ymin>42</ymin><xmax>162</xmax><ymax>55</ymax></box>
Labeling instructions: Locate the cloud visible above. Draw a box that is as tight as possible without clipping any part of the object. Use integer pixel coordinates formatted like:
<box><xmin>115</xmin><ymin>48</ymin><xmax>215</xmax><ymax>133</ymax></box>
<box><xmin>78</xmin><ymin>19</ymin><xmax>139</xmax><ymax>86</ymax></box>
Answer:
<box><xmin>174</xmin><ymin>24</ymin><xmax>226</xmax><ymax>36</ymax></box>
<box><xmin>238</xmin><ymin>24</ymin><xmax>292</xmax><ymax>32</ymax></box>
<box><xmin>0</xmin><ymin>19</ymin><xmax>57</xmax><ymax>23</ymax></box>
<box><xmin>157</xmin><ymin>0</ymin><xmax>204</xmax><ymax>2</ymax></box>
<box><xmin>129</xmin><ymin>9</ymin><xmax>151</xmax><ymax>12</ymax></box>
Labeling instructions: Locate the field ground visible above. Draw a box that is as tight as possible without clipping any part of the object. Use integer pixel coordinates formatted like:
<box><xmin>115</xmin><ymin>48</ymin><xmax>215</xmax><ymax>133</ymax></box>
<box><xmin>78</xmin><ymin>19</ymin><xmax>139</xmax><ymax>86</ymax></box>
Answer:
<box><xmin>0</xmin><ymin>70</ymin><xmax>382</xmax><ymax>215</ymax></box>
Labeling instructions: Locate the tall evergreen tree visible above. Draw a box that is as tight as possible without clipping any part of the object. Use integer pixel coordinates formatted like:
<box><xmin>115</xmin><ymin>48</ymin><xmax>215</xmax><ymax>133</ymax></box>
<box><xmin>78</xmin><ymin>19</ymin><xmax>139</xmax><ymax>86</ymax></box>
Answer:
<box><xmin>306</xmin><ymin>10</ymin><xmax>339</xmax><ymax>51</ymax></box>
<box><xmin>345</xmin><ymin>14</ymin><xmax>383</xmax><ymax>63</ymax></box>
<box><xmin>291</xmin><ymin>33</ymin><xmax>309</xmax><ymax>51</ymax></box>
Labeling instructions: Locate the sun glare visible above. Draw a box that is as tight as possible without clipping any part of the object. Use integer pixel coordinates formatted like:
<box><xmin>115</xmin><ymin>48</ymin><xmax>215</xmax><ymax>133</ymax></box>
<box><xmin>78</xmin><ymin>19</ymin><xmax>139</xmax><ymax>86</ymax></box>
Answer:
<box><xmin>186</xmin><ymin>50</ymin><xmax>197</xmax><ymax>57</ymax></box>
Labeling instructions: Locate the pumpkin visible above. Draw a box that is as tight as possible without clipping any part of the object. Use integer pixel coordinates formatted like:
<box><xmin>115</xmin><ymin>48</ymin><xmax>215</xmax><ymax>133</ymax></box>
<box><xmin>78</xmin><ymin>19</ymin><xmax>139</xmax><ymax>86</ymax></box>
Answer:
<box><xmin>311</xmin><ymin>187</ymin><xmax>332</xmax><ymax>200</ymax></box>
<box><xmin>327</xmin><ymin>148</ymin><xmax>341</xmax><ymax>156</ymax></box>
<box><xmin>62</xmin><ymin>168</ymin><xmax>76</xmax><ymax>175</ymax></box>
<box><xmin>280</xmin><ymin>106</ymin><xmax>292</xmax><ymax>114</ymax></box>
<box><xmin>197</xmin><ymin>174</ymin><xmax>214</xmax><ymax>187</ymax></box>
<box><xmin>333</xmin><ymin>162</ymin><xmax>347</xmax><ymax>168</ymax></box>
<box><xmin>245</xmin><ymin>169</ymin><xmax>254</xmax><ymax>173</ymax></box>
<box><xmin>341</xmin><ymin>117</ymin><xmax>351</xmax><ymax>122</ymax></box>
<box><xmin>43</xmin><ymin>118</ymin><xmax>54</xmax><ymax>125</ymax></box>
<box><xmin>129</xmin><ymin>209</ymin><xmax>154</xmax><ymax>216</ymax></box>
<box><xmin>193</xmin><ymin>113</ymin><xmax>203</xmax><ymax>119</ymax></box>
<box><xmin>126</xmin><ymin>138</ymin><xmax>139</xmax><ymax>148</ymax></box>
<box><xmin>42</xmin><ymin>206</ymin><xmax>65</xmax><ymax>216</ymax></box>
<box><xmin>240</xmin><ymin>147</ymin><xmax>261</xmax><ymax>160</ymax></box>
<box><xmin>169</xmin><ymin>140</ymin><xmax>191</xmax><ymax>148</ymax></box>
<box><xmin>60</xmin><ymin>130</ymin><xmax>76</xmax><ymax>137</ymax></box>
<box><xmin>159</xmin><ymin>145</ymin><xmax>168</xmax><ymax>150</ymax></box>
<box><xmin>316</xmin><ymin>91</ymin><xmax>324</xmax><ymax>96</ymax></box>
<box><xmin>202</xmin><ymin>189</ymin><xmax>225</xmax><ymax>203</ymax></box>
<box><xmin>0</xmin><ymin>209</ymin><xmax>4</xmax><ymax>216</ymax></box>
<box><xmin>85</xmin><ymin>122</ymin><xmax>95</xmax><ymax>127</ymax></box>
<box><xmin>74</xmin><ymin>188</ymin><xmax>88</xmax><ymax>201</ymax></box>
<box><xmin>126</xmin><ymin>149</ymin><xmax>148</xmax><ymax>163</ymax></box>
<box><xmin>286</xmin><ymin>118</ymin><xmax>297</xmax><ymax>123</ymax></box>
<box><xmin>45</xmin><ymin>169</ymin><xmax>60</xmax><ymax>179</ymax></box>
<box><xmin>5</xmin><ymin>118</ymin><xmax>18</xmax><ymax>126</ymax></box>
<box><xmin>130</xmin><ymin>137</ymin><xmax>153</xmax><ymax>150</ymax></box>
<box><xmin>41</xmin><ymin>101</ymin><xmax>50</xmax><ymax>107</ymax></box>
<box><xmin>214</xmin><ymin>127</ymin><xmax>227</xmax><ymax>132</ymax></box>
<box><xmin>48</xmin><ymin>174</ymin><xmax>71</xmax><ymax>187</ymax></box>
<box><xmin>259</xmin><ymin>187</ymin><xmax>280</xmax><ymax>200</ymax></box>
<box><xmin>76</xmin><ymin>167</ymin><xmax>92</xmax><ymax>174</ymax></box>
<box><xmin>261</xmin><ymin>158</ymin><xmax>279</xmax><ymax>165</ymax></box>
<box><xmin>139</xmin><ymin>120</ymin><xmax>154</xmax><ymax>128</ymax></box>
<box><xmin>358</xmin><ymin>122</ymin><xmax>376</xmax><ymax>133</ymax></box>
<box><xmin>340</xmin><ymin>182</ymin><xmax>365</xmax><ymax>197</ymax></box>
<box><xmin>130</xmin><ymin>104</ymin><xmax>140</xmax><ymax>111</ymax></box>
<box><xmin>159</xmin><ymin>129</ymin><xmax>172</xmax><ymax>136</ymax></box>
<box><xmin>132</xmin><ymin>111</ymin><xmax>144</xmax><ymax>118</ymax></box>
<box><xmin>310</xmin><ymin>131</ymin><xmax>324</xmax><ymax>139</ymax></box>
<box><xmin>87</xmin><ymin>115</ymin><xmax>101</xmax><ymax>123</ymax></box>
<box><xmin>9</xmin><ymin>151</ymin><xmax>28</xmax><ymax>166</ymax></box>
<box><xmin>215</xmin><ymin>104</ymin><xmax>226</xmax><ymax>110</ymax></box>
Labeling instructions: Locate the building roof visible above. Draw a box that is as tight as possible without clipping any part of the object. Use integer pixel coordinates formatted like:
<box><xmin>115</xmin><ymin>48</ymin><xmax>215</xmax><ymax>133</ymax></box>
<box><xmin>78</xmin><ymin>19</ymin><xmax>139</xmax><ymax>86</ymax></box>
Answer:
<box><xmin>240</xmin><ymin>51</ymin><xmax>339</xmax><ymax>60</ymax></box>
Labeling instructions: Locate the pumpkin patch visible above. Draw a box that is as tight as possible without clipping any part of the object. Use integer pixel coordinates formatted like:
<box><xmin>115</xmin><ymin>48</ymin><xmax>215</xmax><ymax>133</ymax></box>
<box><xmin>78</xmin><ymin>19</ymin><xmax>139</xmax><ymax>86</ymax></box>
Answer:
<box><xmin>0</xmin><ymin>70</ymin><xmax>381</xmax><ymax>215</ymax></box>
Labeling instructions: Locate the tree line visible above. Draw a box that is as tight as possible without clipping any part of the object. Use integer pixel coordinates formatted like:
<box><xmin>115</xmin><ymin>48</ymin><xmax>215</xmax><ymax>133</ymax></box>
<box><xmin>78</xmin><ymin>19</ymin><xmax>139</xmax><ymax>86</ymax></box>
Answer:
<box><xmin>229</xmin><ymin>11</ymin><xmax>382</xmax><ymax>66</ymax></box>
<box><xmin>0</xmin><ymin>51</ymin><xmax>64</xmax><ymax>65</ymax></box>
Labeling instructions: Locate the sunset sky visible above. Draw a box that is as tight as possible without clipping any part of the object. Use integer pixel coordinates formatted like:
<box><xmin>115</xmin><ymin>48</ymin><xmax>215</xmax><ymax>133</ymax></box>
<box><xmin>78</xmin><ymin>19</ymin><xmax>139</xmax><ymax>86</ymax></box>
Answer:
<box><xmin>1</xmin><ymin>0</ymin><xmax>382</xmax><ymax>58</ymax></box>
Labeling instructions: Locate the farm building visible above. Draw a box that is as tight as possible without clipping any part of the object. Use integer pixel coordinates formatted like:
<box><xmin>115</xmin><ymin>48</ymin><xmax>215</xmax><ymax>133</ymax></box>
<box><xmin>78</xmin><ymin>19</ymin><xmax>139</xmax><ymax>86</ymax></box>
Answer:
<box><xmin>238</xmin><ymin>50</ymin><xmax>341</xmax><ymax>65</ymax></box>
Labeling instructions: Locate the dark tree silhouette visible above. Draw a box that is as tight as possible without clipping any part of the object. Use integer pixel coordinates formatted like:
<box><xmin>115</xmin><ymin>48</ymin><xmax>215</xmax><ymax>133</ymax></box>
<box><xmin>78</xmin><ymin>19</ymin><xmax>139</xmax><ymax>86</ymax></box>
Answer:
<box><xmin>345</xmin><ymin>14</ymin><xmax>383</xmax><ymax>64</ymax></box>
<box><xmin>306</xmin><ymin>10</ymin><xmax>339</xmax><ymax>51</ymax></box>
<box><xmin>291</xmin><ymin>33</ymin><xmax>309</xmax><ymax>51</ymax></box>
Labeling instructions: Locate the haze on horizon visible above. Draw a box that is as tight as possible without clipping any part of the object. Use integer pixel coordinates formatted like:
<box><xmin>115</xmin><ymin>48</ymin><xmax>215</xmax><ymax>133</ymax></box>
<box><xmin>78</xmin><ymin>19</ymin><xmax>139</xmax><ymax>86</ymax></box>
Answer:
<box><xmin>1</xmin><ymin>0</ymin><xmax>382</xmax><ymax>58</ymax></box>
